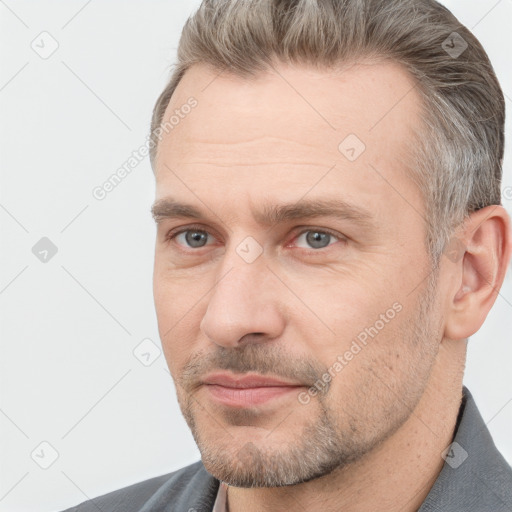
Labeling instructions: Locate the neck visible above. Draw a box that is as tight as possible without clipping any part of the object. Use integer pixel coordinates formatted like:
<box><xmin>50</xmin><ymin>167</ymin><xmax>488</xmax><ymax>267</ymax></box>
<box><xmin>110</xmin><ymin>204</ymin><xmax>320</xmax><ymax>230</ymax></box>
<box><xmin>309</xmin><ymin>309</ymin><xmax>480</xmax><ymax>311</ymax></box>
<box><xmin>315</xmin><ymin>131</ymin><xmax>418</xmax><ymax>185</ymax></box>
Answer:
<box><xmin>226</xmin><ymin>339</ymin><xmax>466</xmax><ymax>512</ymax></box>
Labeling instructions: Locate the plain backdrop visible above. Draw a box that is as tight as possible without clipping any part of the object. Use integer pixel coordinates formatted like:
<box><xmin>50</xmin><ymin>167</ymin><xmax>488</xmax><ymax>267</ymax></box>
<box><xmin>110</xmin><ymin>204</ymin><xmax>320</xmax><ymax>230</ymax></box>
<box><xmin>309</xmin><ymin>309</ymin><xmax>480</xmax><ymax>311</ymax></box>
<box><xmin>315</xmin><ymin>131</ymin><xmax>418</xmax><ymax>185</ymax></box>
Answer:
<box><xmin>0</xmin><ymin>1</ymin><xmax>511</xmax><ymax>511</ymax></box>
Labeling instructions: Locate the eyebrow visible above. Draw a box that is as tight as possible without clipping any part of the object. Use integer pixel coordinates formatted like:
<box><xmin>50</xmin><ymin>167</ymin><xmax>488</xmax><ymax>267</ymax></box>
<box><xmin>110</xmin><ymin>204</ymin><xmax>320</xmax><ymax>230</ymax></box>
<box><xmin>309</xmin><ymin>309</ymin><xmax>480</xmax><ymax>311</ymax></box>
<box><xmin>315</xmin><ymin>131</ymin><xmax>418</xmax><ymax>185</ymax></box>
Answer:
<box><xmin>151</xmin><ymin>197</ymin><xmax>375</xmax><ymax>229</ymax></box>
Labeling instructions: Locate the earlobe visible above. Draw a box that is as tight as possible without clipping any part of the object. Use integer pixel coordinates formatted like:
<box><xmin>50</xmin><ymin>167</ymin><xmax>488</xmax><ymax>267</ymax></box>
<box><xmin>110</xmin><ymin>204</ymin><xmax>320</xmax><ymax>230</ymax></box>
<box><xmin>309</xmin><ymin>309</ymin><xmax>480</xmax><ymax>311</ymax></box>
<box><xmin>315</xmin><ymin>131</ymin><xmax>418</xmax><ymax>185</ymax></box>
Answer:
<box><xmin>443</xmin><ymin>205</ymin><xmax>512</xmax><ymax>341</ymax></box>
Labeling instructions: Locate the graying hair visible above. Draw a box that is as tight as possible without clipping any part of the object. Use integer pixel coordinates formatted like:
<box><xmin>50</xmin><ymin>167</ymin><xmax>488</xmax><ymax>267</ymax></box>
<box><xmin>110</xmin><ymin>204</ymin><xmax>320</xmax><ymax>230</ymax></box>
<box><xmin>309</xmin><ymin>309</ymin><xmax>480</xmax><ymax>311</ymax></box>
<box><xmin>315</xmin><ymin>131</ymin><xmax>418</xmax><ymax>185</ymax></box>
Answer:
<box><xmin>149</xmin><ymin>0</ymin><xmax>505</xmax><ymax>264</ymax></box>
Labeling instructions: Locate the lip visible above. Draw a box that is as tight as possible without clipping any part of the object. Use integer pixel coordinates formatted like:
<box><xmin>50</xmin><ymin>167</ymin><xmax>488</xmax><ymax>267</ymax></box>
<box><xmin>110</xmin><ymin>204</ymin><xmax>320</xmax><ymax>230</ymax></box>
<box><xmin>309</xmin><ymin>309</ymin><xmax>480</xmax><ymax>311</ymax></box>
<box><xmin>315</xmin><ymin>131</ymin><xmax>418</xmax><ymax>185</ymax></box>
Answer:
<box><xmin>202</xmin><ymin>372</ymin><xmax>302</xmax><ymax>388</ymax></box>
<box><xmin>201</xmin><ymin>372</ymin><xmax>304</xmax><ymax>408</ymax></box>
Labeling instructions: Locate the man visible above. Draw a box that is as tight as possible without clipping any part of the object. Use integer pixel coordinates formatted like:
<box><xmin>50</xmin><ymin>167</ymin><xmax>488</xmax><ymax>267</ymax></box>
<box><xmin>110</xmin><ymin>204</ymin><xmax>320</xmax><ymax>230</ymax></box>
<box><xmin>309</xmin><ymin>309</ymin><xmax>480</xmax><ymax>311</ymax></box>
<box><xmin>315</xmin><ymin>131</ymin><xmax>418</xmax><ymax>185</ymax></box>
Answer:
<box><xmin>61</xmin><ymin>0</ymin><xmax>512</xmax><ymax>510</ymax></box>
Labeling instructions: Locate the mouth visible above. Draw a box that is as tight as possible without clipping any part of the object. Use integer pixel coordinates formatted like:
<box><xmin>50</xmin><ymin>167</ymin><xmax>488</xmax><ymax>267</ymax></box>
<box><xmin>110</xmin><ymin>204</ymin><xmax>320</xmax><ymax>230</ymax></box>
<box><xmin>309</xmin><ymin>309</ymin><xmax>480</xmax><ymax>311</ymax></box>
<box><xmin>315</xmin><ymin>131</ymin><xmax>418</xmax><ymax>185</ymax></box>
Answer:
<box><xmin>201</xmin><ymin>372</ymin><xmax>305</xmax><ymax>408</ymax></box>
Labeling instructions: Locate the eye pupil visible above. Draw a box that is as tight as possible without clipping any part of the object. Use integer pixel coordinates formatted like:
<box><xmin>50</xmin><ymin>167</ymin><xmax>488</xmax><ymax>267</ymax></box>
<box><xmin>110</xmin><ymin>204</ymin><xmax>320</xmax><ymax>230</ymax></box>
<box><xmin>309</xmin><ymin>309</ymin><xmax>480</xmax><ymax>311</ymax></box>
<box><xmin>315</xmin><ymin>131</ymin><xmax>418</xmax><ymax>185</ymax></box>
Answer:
<box><xmin>306</xmin><ymin>231</ymin><xmax>330</xmax><ymax>249</ymax></box>
<box><xmin>186</xmin><ymin>230</ymin><xmax>208</xmax><ymax>248</ymax></box>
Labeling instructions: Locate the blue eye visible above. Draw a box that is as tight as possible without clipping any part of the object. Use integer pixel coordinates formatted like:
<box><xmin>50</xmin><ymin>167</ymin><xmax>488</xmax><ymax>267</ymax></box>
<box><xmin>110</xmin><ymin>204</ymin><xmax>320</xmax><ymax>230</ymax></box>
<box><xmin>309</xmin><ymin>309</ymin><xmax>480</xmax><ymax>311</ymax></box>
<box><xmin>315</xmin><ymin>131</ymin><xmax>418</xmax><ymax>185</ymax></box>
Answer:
<box><xmin>173</xmin><ymin>229</ymin><xmax>214</xmax><ymax>248</ymax></box>
<box><xmin>294</xmin><ymin>230</ymin><xmax>340</xmax><ymax>250</ymax></box>
<box><xmin>166</xmin><ymin>226</ymin><xmax>343</xmax><ymax>253</ymax></box>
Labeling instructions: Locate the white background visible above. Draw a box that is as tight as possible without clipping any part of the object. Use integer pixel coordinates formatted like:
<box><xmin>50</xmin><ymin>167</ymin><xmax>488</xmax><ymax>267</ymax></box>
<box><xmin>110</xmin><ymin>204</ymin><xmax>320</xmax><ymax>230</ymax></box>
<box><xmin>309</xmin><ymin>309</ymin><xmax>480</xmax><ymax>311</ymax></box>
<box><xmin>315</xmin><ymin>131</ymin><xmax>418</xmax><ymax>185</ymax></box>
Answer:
<box><xmin>0</xmin><ymin>1</ymin><xmax>511</xmax><ymax>511</ymax></box>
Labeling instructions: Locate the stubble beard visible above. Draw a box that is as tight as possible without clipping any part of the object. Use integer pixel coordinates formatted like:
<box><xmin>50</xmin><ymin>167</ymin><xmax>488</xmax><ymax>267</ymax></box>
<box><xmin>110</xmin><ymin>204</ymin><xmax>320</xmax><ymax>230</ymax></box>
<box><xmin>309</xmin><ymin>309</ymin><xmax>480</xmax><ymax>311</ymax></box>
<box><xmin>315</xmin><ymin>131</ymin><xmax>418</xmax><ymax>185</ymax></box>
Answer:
<box><xmin>174</xmin><ymin>272</ymin><xmax>440</xmax><ymax>488</ymax></box>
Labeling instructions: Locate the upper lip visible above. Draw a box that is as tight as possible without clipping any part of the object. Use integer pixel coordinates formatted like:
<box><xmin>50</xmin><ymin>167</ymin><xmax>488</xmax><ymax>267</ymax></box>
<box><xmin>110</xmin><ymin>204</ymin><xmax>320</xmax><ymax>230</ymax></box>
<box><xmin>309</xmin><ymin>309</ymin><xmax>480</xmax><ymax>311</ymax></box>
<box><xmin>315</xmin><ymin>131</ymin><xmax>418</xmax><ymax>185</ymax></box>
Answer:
<box><xmin>202</xmin><ymin>372</ymin><xmax>303</xmax><ymax>389</ymax></box>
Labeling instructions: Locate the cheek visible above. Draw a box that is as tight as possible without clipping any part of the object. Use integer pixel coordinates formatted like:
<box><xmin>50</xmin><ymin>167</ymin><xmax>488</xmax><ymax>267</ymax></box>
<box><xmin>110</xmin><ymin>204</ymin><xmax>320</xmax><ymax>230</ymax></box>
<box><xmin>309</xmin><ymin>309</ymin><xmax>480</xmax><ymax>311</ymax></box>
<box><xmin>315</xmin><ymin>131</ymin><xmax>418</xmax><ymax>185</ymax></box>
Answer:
<box><xmin>317</xmin><ymin>309</ymin><xmax>430</xmax><ymax>432</ymax></box>
<box><xmin>298</xmin><ymin>278</ymin><xmax>396</xmax><ymax>353</ymax></box>
<box><xmin>160</xmin><ymin>324</ymin><xmax>197</xmax><ymax>381</ymax></box>
<box><xmin>299</xmin><ymin>288</ymin><xmax>411</xmax><ymax>407</ymax></box>
<box><xmin>153</xmin><ymin>280</ymin><xmax>198</xmax><ymax>373</ymax></box>
<box><xmin>153</xmin><ymin>263</ymin><xmax>203</xmax><ymax>328</ymax></box>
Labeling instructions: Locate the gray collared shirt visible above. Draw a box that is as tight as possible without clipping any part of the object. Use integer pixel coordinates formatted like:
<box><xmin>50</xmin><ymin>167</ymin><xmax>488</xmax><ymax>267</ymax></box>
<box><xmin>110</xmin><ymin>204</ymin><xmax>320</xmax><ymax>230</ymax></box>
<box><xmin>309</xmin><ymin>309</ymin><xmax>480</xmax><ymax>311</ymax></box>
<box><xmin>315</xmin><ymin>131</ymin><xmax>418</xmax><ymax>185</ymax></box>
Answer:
<box><xmin>60</xmin><ymin>387</ymin><xmax>512</xmax><ymax>511</ymax></box>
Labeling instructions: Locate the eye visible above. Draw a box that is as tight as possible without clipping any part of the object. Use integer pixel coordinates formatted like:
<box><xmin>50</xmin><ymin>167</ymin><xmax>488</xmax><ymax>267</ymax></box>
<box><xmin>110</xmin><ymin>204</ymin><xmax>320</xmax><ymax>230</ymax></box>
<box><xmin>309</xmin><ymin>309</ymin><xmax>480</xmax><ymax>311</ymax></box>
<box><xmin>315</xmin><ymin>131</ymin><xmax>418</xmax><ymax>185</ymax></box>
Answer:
<box><xmin>167</xmin><ymin>227</ymin><xmax>217</xmax><ymax>249</ymax></box>
<box><xmin>293</xmin><ymin>229</ymin><xmax>343</xmax><ymax>250</ymax></box>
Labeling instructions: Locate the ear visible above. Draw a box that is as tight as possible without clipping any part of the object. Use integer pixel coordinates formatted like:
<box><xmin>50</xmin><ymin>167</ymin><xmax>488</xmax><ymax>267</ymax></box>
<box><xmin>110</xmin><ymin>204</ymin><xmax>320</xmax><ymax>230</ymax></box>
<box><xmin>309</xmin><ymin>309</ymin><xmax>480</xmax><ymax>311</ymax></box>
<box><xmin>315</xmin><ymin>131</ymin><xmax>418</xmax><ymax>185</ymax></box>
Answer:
<box><xmin>443</xmin><ymin>205</ymin><xmax>512</xmax><ymax>341</ymax></box>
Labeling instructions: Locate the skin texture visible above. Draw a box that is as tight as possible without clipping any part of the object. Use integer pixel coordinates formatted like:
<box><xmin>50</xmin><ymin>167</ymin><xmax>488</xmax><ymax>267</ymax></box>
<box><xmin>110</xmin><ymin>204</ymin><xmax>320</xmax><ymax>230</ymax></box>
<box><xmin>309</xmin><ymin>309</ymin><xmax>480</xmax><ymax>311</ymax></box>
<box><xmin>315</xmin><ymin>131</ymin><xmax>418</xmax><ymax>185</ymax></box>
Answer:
<box><xmin>152</xmin><ymin>60</ymin><xmax>512</xmax><ymax>512</ymax></box>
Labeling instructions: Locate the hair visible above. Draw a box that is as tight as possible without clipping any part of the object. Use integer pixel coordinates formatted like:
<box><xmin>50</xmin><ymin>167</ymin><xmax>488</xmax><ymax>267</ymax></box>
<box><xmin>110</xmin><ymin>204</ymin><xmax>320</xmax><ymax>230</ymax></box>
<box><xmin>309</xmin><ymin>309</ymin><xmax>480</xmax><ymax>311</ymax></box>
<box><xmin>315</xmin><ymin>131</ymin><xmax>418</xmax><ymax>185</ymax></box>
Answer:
<box><xmin>149</xmin><ymin>0</ymin><xmax>505</xmax><ymax>265</ymax></box>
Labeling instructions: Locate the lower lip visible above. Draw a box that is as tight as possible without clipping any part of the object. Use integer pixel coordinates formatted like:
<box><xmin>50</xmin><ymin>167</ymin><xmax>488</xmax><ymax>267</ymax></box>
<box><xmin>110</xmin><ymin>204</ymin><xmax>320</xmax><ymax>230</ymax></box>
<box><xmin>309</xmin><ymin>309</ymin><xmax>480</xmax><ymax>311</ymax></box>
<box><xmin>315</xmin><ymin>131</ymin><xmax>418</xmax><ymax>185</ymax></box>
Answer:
<box><xmin>204</xmin><ymin>384</ymin><xmax>301</xmax><ymax>407</ymax></box>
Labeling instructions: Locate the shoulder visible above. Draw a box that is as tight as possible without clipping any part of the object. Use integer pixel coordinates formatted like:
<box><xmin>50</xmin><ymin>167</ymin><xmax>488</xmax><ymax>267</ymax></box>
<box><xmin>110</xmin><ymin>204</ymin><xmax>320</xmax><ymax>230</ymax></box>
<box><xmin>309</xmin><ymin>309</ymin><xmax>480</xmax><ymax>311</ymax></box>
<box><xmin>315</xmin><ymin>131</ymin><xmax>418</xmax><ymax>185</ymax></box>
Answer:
<box><xmin>58</xmin><ymin>460</ymin><xmax>219</xmax><ymax>512</ymax></box>
<box><xmin>456</xmin><ymin>388</ymin><xmax>512</xmax><ymax>508</ymax></box>
<box><xmin>420</xmin><ymin>387</ymin><xmax>512</xmax><ymax>511</ymax></box>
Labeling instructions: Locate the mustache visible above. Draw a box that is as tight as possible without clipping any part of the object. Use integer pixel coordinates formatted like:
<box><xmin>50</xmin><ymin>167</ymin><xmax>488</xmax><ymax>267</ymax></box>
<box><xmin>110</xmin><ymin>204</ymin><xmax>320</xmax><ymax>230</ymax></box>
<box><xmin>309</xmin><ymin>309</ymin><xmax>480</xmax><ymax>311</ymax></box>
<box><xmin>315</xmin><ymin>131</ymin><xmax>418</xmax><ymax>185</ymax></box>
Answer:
<box><xmin>178</xmin><ymin>343</ymin><xmax>330</xmax><ymax>393</ymax></box>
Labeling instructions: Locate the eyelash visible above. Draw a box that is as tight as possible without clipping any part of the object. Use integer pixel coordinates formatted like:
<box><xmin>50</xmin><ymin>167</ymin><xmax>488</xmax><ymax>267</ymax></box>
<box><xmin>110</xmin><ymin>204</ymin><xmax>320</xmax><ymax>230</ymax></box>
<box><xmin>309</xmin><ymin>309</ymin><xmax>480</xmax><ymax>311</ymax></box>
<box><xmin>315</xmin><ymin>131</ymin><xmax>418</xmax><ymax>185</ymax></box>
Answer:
<box><xmin>164</xmin><ymin>224</ymin><xmax>345</xmax><ymax>253</ymax></box>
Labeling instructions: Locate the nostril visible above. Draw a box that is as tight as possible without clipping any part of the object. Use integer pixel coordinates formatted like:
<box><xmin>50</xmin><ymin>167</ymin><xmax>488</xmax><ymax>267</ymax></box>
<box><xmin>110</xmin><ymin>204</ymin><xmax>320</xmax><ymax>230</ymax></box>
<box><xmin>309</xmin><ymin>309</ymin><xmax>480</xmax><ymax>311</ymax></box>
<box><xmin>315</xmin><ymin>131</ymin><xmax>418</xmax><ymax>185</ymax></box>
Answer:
<box><xmin>237</xmin><ymin>333</ymin><xmax>267</xmax><ymax>345</ymax></box>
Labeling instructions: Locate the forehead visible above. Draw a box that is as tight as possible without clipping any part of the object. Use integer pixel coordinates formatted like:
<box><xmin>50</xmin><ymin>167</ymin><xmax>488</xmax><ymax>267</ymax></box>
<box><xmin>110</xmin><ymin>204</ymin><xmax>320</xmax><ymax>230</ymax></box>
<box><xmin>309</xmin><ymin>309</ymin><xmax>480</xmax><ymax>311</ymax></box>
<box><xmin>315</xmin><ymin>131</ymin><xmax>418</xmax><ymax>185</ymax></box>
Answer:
<box><xmin>154</xmin><ymin>59</ymin><xmax>424</xmax><ymax>226</ymax></box>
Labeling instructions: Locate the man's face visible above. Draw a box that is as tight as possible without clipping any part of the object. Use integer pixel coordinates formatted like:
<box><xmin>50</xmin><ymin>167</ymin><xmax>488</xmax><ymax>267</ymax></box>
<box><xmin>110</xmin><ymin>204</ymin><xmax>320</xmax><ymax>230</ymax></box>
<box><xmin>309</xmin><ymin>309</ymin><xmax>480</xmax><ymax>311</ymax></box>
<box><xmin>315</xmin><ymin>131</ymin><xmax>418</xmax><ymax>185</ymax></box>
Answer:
<box><xmin>152</xmin><ymin>60</ymin><xmax>444</xmax><ymax>486</ymax></box>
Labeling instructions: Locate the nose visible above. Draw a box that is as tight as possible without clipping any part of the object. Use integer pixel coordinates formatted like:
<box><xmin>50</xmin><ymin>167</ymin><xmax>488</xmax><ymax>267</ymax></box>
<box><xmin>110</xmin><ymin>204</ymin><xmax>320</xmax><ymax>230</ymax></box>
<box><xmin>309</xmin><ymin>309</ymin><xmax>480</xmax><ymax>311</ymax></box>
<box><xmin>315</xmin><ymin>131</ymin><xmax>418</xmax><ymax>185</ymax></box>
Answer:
<box><xmin>199</xmin><ymin>252</ymin><xmax>286</xmax><ymax>348</ymax></box>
